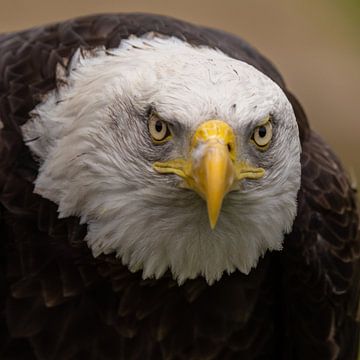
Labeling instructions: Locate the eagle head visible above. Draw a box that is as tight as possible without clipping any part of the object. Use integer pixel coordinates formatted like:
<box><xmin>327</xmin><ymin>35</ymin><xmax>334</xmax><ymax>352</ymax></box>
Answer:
<box><xmin>22</xmin><ymin>35</ymin><xmax>301</xmax><ymax>284</ymax></box>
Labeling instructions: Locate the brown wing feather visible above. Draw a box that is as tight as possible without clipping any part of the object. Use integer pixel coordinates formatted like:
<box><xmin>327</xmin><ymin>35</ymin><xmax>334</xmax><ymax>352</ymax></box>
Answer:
<box><xmin>282</xmin><ymin>131</ymin><xmax>360</xmax><ymax>359</ymax></box>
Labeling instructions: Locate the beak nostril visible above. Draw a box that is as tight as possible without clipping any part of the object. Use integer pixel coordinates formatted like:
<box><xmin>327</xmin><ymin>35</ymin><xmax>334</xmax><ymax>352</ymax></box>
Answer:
<box><xmin>227</xmin><ymin>144</ymin><xmax>232</xmax><ymax>152</ymax></box>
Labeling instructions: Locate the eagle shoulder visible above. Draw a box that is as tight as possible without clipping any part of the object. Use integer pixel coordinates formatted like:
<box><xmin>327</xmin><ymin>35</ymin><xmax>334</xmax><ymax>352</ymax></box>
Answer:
<box><xmin>283</xmin><ymin>130</ymin><xmax>360</xmax><ymax>359</ymax></box>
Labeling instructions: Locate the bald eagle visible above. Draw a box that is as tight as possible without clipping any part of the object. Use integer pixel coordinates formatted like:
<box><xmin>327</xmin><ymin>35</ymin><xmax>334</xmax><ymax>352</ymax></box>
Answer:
<box><xmin>0</xmin><ymin>13</ymin><xmax>359</xmax><ymax>360</ymax></box>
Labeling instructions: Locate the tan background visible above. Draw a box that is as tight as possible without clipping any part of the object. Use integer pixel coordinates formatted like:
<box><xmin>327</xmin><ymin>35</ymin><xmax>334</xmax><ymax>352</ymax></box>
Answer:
<box><xmin>1</xmin><ymin>0</ymin><xmax>359</xmax><ymax>182</ymax></box>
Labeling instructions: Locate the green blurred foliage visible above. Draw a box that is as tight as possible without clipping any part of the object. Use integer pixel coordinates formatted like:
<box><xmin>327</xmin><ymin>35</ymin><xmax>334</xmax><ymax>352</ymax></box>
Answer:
<box><xmin>336</xmin><ymin>0</ymin><xmax>360</xmax><ymax>37</ymax></box>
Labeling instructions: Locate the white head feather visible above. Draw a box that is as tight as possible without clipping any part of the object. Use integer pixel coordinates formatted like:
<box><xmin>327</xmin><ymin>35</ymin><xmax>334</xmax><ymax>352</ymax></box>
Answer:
<box><xmin>22</xmin><ymin>35</ymin><xmax>301</xmax><ymax>285</ymax></box>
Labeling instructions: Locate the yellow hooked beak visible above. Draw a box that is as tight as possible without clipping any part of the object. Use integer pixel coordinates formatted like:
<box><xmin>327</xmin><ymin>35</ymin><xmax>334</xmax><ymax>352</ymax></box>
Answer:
<box><xmin>153</xmin><ymin>120</ymin><xmax>265</xmax><ymax>229</ymax></box>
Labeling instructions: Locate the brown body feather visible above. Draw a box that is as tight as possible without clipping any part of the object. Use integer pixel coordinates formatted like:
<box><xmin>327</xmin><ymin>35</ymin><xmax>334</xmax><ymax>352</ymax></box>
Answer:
<box><xmin>0</xmin><ymin>13</ymin><xmax>359</xmax><ymax>359</ymax></box>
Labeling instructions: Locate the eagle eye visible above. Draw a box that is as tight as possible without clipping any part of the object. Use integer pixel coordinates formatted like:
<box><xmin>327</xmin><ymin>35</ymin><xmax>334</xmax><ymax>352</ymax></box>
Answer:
<box><xmin>148</xmin><ymin>113</ymin><xmax>172</xmax><ymax>144</ymax></box>
<box><xmin>252</xmin><ymin>119</ymin><xmax>272</xmax><ymax>149</ymax></box>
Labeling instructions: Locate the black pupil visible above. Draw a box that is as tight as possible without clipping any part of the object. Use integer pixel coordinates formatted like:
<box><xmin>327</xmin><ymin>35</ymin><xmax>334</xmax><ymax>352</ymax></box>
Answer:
<box><xmin>258</xmin><ymin>126</ymin><xmax>267</xmax><ymax>138</ymax></box>
<box><xmin>155</xmin><ymin>121</ymin><xmax>163</xmax><ymax>133</ymax></box>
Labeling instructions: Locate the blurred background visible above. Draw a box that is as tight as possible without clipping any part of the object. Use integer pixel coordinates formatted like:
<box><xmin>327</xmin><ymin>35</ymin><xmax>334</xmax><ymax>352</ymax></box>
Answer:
<box><xmin>0</xmin><ymin>0</ymin><xmax>359</xmax><ymax>182</ymax></box>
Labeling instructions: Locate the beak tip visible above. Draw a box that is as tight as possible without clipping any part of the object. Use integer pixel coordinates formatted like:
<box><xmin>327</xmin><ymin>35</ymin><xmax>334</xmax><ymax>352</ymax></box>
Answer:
<box><xmin>209</xmin><ymin>221</ymin><xmax>217</xmax><ymax>231</ymax></box>
<box><xmin>208</xmin><ymin>210</ymin><xmax>220</xmax><ymax>230</ymax></box>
